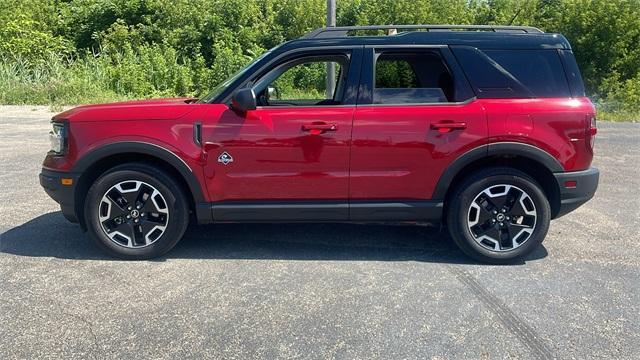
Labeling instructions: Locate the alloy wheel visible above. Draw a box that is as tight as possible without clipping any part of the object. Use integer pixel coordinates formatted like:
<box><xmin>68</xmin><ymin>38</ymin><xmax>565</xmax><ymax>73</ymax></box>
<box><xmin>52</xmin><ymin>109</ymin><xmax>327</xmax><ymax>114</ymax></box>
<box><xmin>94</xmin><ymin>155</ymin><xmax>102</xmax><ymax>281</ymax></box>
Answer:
<box><xmin>98</xmin><ymin>180</ymin><xmax>169</xmax><ymax>248</ymax></box>
<box><xmin>466</xmin><ymin>184</ymin><xmax>537</xmax><ymax>252</ymax></box>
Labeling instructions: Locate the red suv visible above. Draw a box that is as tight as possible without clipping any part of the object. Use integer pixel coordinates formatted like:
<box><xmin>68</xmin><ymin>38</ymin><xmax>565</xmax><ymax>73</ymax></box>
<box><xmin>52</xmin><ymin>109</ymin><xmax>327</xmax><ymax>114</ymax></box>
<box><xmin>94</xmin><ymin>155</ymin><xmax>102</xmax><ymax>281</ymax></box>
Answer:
<box><xmin>40</xmin><ymin>25</ymin><xmax>599</xmax><ymax>263</ymax></box>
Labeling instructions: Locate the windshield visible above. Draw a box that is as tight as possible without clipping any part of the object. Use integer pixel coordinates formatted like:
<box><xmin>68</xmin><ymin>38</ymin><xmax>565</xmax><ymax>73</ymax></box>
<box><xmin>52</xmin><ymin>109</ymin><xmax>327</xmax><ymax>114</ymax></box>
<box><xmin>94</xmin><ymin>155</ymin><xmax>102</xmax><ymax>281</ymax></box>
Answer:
<box><xmin>198</xmin><ymin>49</ymin><xmax>274</xmax><ymax>103</ymax></box>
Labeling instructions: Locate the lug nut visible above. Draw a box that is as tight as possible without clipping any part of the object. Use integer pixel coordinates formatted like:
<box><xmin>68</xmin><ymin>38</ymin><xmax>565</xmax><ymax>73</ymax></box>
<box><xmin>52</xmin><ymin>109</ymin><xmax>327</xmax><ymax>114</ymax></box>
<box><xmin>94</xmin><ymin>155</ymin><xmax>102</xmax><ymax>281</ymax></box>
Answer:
<box><xmin>141</xmin><ymin>213</ymin><xmax>145</xmax><ymax>217</ymax></box>
<box><xmin>127</xmin><ymin>206</ymin><xmax>132</xmax><ymax>210</ymax></box>
<box><xmin>492</xmin><ymin>210</ymin><xmax>498</xmax><ymax>215</ymax></box>
<box><xmin>136</xmin><ymin>205</ymin><xmax>141</xmax><ymax>209</ymax></box>
<box><xmin>501</xmin><ymin>209</ymin><xmax>506</xmax><ymax>213</ymax></box>
<box><xmin>126</xmin><ymin>215</ymin><xmax>131</xmax><ymax>219</ymax></box>
<box><xmin>499</xmin><ymin>222</ymin><xmax>504</xmax><ymax>226</ymax></box>
<box><xmin>134</xmin><ymin>219</ymin><xmax>139</xmax><ymax>223</ymax></box>
<box><xmin>506</xmin><ymin>216</ymin><xmax>510</xmax><ymax>220</ymax></box>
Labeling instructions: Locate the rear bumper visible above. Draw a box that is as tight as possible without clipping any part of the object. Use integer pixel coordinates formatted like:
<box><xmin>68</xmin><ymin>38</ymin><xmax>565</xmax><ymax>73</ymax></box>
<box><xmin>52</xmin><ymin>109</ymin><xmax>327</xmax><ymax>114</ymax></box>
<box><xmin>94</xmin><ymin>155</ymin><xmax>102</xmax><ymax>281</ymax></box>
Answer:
<box><xmin>40</xmin><ymin>168</ymin><xmax>80</xmax><ymax>223</ymax></box>
<box><xmin>553</xmin><ymin>167</ymin><xmax>599</xmax><ymax>218</ymax></box>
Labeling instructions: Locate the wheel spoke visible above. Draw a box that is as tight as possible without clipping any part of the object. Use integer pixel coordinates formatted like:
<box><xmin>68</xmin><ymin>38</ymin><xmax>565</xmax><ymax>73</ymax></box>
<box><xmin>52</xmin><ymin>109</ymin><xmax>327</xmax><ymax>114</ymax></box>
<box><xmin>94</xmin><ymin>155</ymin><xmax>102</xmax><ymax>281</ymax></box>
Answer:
<box><xmin>504</xmin><ymin>187</ymin><xmax>522</xmax><ymax>211</ymax></box>
<box><xmin>475</xmin><ymin>194</ymin><xmax>498</xmax><ymax>214</ymax></box>
<box><xmin>508</xmin><ymin>220</ymin><xmax>534</xmax><ymax>231</ymax></box>
<box><xmin>134</xmin><ymin>183</ymin><xmax>154</xmax><ymax>211</ymax></box>
<box><xmin>476</xmin><ymin>224</ymin><xmax>501</xmax><ymax>241</ymax></box>
<box><xmin>133</xmin><ymin>221</ymin><xmax>154</xmax><ymax>246</ymax></box>
<box><xmin>145</xmin><ymin>212</ymin><xmax>168</xmax><ymax>224</ymax></box>
<box><xmin>101</xmin><ymin>217</ymin><xmax>129</xmax><ymax>234</ymax></box>
<box><xmin>482</xmin><ymin>185</ymin><xmax>510</xmax><ymax>209</ymax></box>
<box><xmin>121</xmin><ymin>192</ymin><xmax>140</xmax><ymax>210</ymax></box>
<box><xmin>499</xmin><ymin>224</ymin><xmax>514</xmax><ymax>249</ymax></box>
<box><xmin>106</xmin><ymin>188</ymin><xmax>129</xmax><ymax>212</ymax></box>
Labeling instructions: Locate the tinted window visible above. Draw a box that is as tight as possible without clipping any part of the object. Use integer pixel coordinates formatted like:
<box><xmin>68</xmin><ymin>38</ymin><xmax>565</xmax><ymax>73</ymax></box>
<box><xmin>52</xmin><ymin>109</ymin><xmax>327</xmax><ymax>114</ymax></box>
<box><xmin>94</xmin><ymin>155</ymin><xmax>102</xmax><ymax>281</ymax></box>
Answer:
<box><xmin>484</xmin><ymin>50</ymin><xmax>570</xmax><ymax>97</ymax></box>
<box><xmin>559</xmin><ymin>49</ymin><xmax>586</xmax><ymax>96</ymax></box>
<box><xmin>374</xmin><ymin>51</ymin><xmax>455</xmax><ymax>104</ymax></box>
<box><xmin>452</xmin><ymin>46</ymin><xmax>571</xmax><ymax>98</ymax></box>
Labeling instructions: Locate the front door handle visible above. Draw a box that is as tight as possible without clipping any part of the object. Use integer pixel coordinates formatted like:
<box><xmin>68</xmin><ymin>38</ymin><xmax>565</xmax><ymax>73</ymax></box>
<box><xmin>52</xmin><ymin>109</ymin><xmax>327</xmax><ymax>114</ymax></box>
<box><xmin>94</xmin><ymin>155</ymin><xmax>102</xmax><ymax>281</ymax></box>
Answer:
<box><xmin>301</xmin><ymin>122</ymin><xmax>338</xmax><ymax>135</ymax></box>
<box><xmin>431</xmin><ymin>121</ymin><xmax>467</xmax><ymax>133</ymax></box>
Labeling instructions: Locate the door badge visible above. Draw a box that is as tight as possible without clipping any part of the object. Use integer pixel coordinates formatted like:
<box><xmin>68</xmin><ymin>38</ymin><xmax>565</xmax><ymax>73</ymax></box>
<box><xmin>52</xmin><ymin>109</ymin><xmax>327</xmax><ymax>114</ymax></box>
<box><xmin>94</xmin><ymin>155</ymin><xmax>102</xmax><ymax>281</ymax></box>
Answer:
<box><xmin>217</xmin><ymin>151</ymin><xmax>234</xmax><ymax>165</ymax></box>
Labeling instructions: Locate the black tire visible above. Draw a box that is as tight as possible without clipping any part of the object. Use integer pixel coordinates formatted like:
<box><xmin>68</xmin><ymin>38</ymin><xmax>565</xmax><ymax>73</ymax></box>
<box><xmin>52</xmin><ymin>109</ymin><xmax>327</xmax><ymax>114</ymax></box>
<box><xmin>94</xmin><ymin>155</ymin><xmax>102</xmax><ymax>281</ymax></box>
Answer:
<box><xmin>84</xmin><ymin>163</ymin><xmax>189</xmax><ymax>259</ymax></box>
<box><xmin>446</xmin><ymin>167</ymin><xmax>551</xmax><ymax>264</ymax></box>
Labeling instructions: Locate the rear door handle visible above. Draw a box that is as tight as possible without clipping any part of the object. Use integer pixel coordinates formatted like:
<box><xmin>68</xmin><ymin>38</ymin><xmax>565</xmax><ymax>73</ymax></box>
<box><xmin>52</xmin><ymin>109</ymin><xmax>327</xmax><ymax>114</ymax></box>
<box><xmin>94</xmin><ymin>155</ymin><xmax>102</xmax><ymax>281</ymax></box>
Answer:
<box><xmin>431</xmin><ymin>121</ymin><xmax>467</xmax><ymax>133</ymax></box>
<box><xmin>301</xmin><ymin>122</ymin><xmax>338</xmax><ymax>135</ymax></box>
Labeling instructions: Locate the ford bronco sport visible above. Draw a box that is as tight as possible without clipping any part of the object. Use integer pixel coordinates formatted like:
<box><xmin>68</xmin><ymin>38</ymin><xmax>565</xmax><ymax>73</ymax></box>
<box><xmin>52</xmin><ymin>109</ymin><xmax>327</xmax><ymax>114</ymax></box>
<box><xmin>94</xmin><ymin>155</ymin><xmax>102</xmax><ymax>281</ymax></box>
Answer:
<box><xmin>40</xmin><ymin>25</ymin><xmax>599</xmax><ymax>263</ymax></box>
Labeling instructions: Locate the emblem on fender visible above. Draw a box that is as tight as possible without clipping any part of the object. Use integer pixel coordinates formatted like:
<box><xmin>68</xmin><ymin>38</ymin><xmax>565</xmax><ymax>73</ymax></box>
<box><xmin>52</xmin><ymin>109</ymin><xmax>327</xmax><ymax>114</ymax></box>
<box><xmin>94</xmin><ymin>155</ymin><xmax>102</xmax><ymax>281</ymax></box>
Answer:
<box><xmin>217</xmin><ymin>151</ymin><xmax>234</xmax><ymax>165</ymax></box>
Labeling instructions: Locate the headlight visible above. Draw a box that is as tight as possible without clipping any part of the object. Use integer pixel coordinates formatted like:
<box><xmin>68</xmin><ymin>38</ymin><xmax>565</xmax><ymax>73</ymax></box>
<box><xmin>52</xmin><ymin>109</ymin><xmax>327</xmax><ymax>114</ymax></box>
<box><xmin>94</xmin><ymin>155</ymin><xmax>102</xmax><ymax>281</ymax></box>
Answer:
<box><xmin>49</xmin><ymin>121</ymin><xmax>67</xmax><ymax>155</ymax></box>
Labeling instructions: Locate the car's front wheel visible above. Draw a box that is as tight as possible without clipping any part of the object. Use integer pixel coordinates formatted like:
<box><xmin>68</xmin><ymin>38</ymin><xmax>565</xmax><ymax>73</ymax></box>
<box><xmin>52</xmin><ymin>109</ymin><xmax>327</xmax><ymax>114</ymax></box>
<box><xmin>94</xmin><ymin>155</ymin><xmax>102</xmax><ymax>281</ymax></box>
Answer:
<box><xmin>85</xmin><ymin>163</ymin><xmax>189</xmax><ymax>259</ymax></box>
<box><xmin>446</xmin><ymin>167</ymin><xmax>551</xmax><ymax>264</ymax></box>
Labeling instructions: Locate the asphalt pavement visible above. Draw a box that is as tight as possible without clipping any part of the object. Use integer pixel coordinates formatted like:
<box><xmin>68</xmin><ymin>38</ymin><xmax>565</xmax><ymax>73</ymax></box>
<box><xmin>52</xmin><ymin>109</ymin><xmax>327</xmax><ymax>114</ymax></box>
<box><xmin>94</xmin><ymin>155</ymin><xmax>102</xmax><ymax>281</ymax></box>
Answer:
<box><xmin>1</xmin><ymin>105</ymin><xmax>638</xmax><ymax>359</ymax></box>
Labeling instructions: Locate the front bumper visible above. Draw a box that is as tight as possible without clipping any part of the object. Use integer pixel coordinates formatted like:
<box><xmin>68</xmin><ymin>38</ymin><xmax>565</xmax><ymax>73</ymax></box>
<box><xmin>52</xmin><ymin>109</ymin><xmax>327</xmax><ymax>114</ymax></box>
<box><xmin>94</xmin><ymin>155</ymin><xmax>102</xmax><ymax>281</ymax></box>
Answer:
<box><xmin>40</xmin><ymin>168</ymin><xmax>80</xmax><ymax>223</ymax></box>
<box><xmin>553</xmin><ymin>167</ymin><xmax>599</xmax><ymax>218</ymax></box>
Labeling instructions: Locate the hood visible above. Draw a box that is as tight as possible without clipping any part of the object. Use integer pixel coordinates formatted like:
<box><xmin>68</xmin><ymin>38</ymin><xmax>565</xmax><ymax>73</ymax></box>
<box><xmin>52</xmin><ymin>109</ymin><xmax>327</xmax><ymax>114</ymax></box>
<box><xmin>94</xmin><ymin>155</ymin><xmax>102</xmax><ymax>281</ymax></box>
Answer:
<box><xmin>53</xmin><ymin>97</ymin><xmax>198</xmax><ymax>123</ymax></box>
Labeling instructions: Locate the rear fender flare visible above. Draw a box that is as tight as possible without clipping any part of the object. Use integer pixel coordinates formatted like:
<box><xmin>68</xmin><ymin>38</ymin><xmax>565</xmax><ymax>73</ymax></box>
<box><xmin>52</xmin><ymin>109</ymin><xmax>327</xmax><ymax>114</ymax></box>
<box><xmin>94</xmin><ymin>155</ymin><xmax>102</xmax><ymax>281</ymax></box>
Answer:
<box><xmin>432</xmin><ymin>142</ymin><xmax>563</xmax><ymax>199</ymax></box>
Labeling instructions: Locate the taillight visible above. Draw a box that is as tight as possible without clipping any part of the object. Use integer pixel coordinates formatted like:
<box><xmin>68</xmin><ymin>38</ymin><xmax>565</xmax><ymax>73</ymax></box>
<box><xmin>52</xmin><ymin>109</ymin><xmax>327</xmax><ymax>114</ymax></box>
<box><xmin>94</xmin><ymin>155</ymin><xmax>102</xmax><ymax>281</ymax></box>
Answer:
<box><xmin>587</xmin><ymin>115</ymin><xmax>597</xmax><ymax>150</ymax></box>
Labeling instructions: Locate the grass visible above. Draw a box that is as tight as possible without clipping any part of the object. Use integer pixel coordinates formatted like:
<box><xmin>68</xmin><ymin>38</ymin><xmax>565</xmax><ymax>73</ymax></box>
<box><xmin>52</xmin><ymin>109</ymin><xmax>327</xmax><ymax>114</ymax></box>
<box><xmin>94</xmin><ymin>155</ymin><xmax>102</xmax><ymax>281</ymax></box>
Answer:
<box><xmin>596</xmin><ymin>101</ymin><xmax>640</xmax><ymax>122</ymax></box>
<box><xmin>597</xmin><ymin>111</ymin><xmax>640</xmax><ymax>122</ymax></box>
<box><xmin>0</xmin><ymin>55</ymin><xmax>130</xmax><ymax>106</ymax></box>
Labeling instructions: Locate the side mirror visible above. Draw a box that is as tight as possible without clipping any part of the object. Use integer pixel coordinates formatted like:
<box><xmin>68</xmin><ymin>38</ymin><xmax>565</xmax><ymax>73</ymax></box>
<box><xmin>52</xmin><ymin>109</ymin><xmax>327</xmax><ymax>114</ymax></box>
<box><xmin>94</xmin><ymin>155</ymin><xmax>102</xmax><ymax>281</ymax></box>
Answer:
<box><xmin>267</xmin><ymin>86</ymin><xmax>279</xmax><ymax>100</ymax></box>
<box><xmin>231</xmin><ymin>88</ymin><xmax>257</xmax><ymax>112</ymax></box>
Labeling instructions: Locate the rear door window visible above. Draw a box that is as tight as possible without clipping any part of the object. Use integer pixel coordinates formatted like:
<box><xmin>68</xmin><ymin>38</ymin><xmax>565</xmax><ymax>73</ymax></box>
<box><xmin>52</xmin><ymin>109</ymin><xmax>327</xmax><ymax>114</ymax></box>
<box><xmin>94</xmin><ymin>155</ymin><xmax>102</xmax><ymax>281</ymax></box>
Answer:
<box><xmin>374</xmin><ymin>51</ymin><xmax>456</xmax><ymax>104</ymax></box>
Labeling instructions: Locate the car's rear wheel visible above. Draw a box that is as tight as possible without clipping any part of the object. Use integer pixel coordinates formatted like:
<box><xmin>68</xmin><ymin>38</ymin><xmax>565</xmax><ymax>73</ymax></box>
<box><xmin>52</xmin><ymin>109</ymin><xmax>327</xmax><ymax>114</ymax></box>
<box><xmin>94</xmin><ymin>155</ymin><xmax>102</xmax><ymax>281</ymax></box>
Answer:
<box><xmin>446</xmin><ymin>167</ymin><xmax>551</xmax><ymax>264</ymax></box>
<box><xmin>85</xmin><ymin>163</ymin><xmax>189</xmax><ymax>259</ymax></box>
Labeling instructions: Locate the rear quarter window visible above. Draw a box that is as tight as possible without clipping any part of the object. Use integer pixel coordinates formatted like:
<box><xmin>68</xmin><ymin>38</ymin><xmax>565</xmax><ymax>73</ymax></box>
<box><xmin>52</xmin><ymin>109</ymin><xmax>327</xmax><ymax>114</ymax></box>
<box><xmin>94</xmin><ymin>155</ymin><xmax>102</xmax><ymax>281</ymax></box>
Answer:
<box><xmin>451</xmin><ymin>47</ymin><xmax>571</xmax><ymax>98</ymax></box>
<box><xmin>484</xmin><ymin>49</ymin><xmax>570</xmax><ymax>98</ymax></box>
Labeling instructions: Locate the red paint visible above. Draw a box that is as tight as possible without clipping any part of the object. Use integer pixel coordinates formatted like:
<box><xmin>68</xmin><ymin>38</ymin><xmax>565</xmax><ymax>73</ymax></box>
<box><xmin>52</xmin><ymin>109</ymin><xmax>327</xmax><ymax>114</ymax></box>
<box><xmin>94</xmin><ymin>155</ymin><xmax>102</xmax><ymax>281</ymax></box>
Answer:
<box><xmin>44</xmin><ymin>96</ymin><xmax>596</xmax><ymax>202</ymax></box>
<box><xmin>201</xmin><ymin>106</ymin><xmax>353</xmax><ymax>201</ymax></box>
<box><xmin>350</xmin><ymin>101</ymin><xmax>486</xmax><ymax>200</ymax></box>
<box><xmin>484</xmin><ymin>97</ymin><xmax>596</xmax><ymax>170</ymax></box>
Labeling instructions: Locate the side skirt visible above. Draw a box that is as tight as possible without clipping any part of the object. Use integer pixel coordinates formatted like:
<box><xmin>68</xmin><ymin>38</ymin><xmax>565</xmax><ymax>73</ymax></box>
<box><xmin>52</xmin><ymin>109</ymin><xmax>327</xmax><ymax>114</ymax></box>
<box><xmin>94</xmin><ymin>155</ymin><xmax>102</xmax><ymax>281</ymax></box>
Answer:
<box><xmin>197</xmin><ymin>200</ymin><xmax>443</xmax><ymax>223</ymax></box>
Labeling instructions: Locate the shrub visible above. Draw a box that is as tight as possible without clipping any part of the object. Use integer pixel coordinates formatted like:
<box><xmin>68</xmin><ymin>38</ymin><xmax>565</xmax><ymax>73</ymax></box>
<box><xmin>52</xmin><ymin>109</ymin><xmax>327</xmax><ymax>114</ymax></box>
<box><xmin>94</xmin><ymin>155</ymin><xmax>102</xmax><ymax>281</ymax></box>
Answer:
<box><xmin>0</xmin><ymin>0</ymin><xmax>638</xmax><ymax>121</ymax></box>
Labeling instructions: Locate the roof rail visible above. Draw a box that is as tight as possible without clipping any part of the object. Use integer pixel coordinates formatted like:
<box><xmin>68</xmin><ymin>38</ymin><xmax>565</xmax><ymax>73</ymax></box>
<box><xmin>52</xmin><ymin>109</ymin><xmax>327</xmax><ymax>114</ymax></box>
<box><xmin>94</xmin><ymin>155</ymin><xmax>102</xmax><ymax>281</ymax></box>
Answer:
<box><xmin>302</xmin><ymin>25</ymin><xmax>544</xmax><ymax>38</ymax></box>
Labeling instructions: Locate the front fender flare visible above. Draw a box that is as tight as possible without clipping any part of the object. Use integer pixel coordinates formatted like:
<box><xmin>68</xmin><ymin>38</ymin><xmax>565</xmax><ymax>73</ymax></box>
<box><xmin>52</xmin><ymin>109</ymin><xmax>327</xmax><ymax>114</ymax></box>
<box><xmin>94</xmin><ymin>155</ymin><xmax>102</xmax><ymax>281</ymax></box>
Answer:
<box><xmin>72</xmin><ymin>141</ymin><xmax>206</xmax><ymax>203</ymax></box>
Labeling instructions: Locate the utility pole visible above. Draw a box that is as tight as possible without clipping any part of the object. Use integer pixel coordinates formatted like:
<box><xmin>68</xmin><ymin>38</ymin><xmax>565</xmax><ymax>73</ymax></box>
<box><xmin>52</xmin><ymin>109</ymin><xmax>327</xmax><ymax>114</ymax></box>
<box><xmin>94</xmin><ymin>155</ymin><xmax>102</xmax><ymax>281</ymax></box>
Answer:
<box><xmin>326</xmin><ymin>0</ymin><xmax>336</xmax><ymax>99</ymax></box>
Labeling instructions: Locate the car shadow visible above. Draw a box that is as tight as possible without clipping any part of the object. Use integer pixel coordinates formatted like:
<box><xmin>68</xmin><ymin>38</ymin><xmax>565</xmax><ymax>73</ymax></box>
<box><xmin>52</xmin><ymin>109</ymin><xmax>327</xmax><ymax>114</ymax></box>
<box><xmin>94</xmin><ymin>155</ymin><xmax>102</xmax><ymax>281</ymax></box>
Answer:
<box><xmin>0</xmin><ymin>212</ymin><xmax>548</xmax><ymax>264</ymax></box>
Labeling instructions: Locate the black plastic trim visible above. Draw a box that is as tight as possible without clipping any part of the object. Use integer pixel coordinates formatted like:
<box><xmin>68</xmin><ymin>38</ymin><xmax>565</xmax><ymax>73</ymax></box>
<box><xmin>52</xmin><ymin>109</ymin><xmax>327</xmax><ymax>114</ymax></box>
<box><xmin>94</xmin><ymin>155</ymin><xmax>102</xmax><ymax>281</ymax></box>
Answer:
<box><xmin>193</xmin><ymin>122</ymin><xmax>202</xmax><ymax>146</ymax></box>
<box><xmin>304</xmin><ymin>25</ymin><xmax>544</xmax><ymax>38</ymax></box>
<box><xmin>195</xmin><ymin>202</ymin><xmax>214</xmax><ymax>224</ymax></box>
<box><xmin>350</xmin><ymin>200</ymin><xmax>443</xmax><ymax>221</ymax></box>
<box><xmin>432</xmin><ymin>142</ymin><xmax>564</xmax><ymax>199</ymax></box>
<box><xmin>213</xmin><ymin>201</ymin><xmax>348</xmax><ymax>222</ymax></box>
<box><xmin>40</xmin><ymin>168</ymin><xmax>80</xmax><ymax>223</ymax></box>
<box><xmin>209</xmin><ymin>200</ymin><xmax>443</xmax><ymax>222</ymax></box>
<box><xmin>487</xmin><ymin>143</ymin><xmax>563</xmax><ymax>172</ymax></box>
<box><xmin>553</xmin><ymin>167</ymin><xmax>599</xmax><ymax>218</ymax></box>
<box><xmin>72</xmin><ymin>141</ymin><xmax>206</xmax><ymax>204</ymax></box>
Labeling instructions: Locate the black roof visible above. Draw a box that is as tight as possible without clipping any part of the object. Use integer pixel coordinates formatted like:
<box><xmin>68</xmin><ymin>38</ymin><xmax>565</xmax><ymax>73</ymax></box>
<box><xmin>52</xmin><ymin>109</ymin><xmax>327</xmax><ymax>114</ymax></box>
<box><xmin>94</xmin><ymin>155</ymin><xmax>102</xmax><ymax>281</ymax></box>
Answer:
<box><xmin>277</xmin><ymin>25</ymin><xmax>571</xmax><ymax>51</ymax></box>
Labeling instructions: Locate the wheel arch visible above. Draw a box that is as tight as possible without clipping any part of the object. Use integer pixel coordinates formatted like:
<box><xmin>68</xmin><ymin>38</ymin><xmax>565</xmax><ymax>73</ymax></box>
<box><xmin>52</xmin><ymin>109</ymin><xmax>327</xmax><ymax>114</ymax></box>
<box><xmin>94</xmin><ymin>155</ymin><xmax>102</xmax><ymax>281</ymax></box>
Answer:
<box><xmin>72</xmin><ymin>142</ymin><xmax>208</xmax><ymax>229</ymax></box>
<box><xmin>435</xmin><ymin>142</ymin><xmax>563</xmax><ymax>220</ymax></box>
